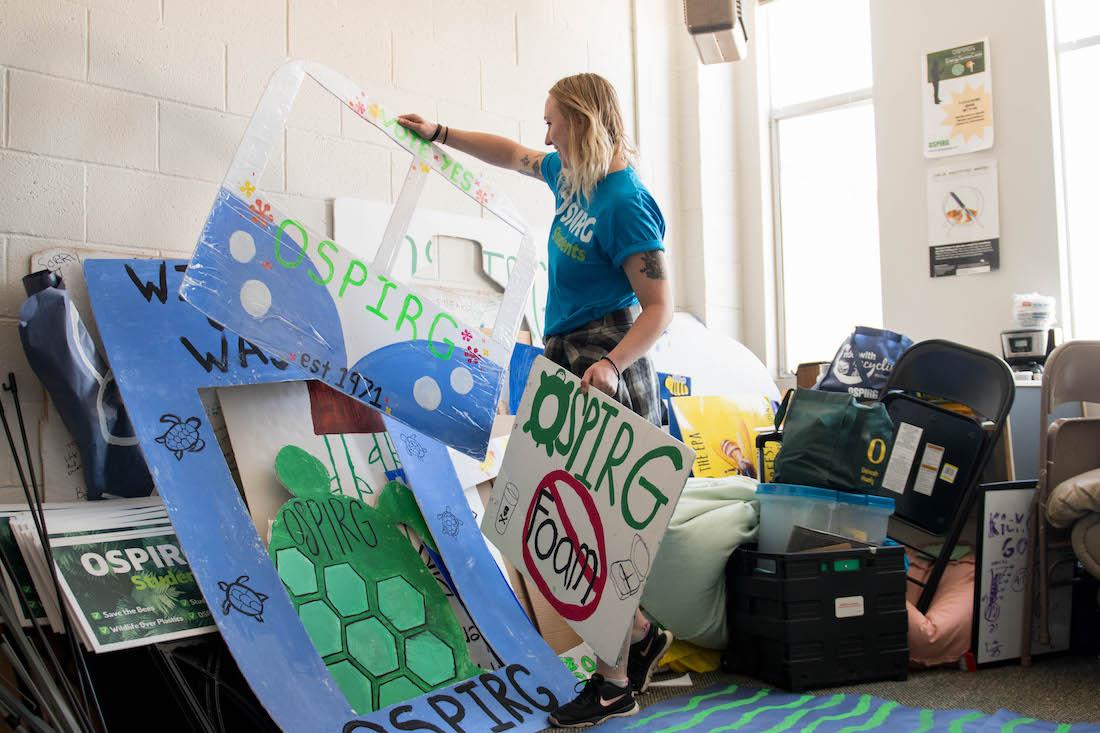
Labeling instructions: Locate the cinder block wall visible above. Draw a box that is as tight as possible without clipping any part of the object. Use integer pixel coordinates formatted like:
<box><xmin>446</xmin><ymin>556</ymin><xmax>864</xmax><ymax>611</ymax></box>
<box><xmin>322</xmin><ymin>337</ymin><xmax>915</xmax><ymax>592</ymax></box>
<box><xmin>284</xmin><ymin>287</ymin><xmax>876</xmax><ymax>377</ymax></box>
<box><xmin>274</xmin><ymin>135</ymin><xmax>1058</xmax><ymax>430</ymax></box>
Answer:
<box><xmin>0</xmin><ymin>0</ymin><xmax>639</xmax><ymax>493</ymax></box>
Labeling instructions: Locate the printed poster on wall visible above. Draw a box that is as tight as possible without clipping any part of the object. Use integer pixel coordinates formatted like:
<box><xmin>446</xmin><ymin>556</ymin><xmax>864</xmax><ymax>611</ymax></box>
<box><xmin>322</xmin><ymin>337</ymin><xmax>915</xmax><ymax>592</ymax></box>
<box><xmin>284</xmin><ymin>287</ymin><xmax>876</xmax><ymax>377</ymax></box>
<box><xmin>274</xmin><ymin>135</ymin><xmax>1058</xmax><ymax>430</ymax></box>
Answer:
<box><xmin>484</xmin><ymin>356</ymin><xmax>694</xmax><ymax>661</ymax></box>
<box><xmin>926</xmin><ymin>159</ymin><xmax>1000</xmax><ymax>277</ymax></box>
<box><xmin>923</xmin><ymin>39</ymin><xmax>993</xmax><ymax>157</ymax></box>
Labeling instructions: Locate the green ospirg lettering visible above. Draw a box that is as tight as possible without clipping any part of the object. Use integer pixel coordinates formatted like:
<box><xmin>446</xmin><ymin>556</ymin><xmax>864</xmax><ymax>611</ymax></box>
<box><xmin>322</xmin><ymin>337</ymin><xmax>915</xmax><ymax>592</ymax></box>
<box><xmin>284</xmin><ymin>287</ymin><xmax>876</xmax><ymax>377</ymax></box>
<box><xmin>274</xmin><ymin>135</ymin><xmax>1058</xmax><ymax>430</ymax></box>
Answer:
<box><xmin>267</xmin><ymin>215</ymin><xmax>469</xmax><ymax>365</ymax></box>
<box><xmin>339</xmin><ymin>259</ymin><xmax>368</xmax><ymax>298</ymax></box>
<box><xmin>395</xmin><ymin>294</ymin><xmax>422</xmax><ymax>340</ymax></box>
<box><xmin>622</xmin><ymin>446</ymin><xmax>677</xmax><ymax>530</ymax></box>
<box><xmin>275</xmin><ymin>219</ymin><xmax>307</xmax><ymax>269</ymax></box>
<box><xmin>428</xmin><ymin>313</ymin><xmax>458</xmax><ymax>360</ymax></box>
<box><xmin>365</xmin><ymin>276</ymin><xmax>396</xmax><ymax>319</ymax></box>
<box><xmin>309</xmin><ymin>239</ymin><xmax>337</xmax><ymax>286</ymax></box>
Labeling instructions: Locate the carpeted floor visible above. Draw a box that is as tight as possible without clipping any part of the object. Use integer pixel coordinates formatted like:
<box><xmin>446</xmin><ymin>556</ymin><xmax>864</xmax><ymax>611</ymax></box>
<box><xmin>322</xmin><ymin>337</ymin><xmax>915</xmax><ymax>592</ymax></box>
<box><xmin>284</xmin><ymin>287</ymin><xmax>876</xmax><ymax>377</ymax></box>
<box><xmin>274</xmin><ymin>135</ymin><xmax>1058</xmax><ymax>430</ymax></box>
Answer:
<box><xmin>541</xmin><ymin>654</ymin><xmax>1100</xmax><ymax>732</ymax></box>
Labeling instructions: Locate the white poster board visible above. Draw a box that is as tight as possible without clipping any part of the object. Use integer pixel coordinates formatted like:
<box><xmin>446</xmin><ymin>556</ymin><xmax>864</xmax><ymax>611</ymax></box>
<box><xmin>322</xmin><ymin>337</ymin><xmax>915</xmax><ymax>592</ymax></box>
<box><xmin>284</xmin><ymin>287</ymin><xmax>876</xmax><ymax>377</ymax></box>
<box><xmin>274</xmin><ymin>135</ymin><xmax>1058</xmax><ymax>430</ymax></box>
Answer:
<box><xmin>923</xmin><ymin>39</ymin><xmax>993</xmax><ymax>158</ymax></box>
<box><xmin>926</xmin><ymin>160</ymin><xmax>1000</xmax><ymax>277</ymax></box>
<box><xmin>334</xmin><ymin>199</ymin><xmax>550</xmax><ymax>345</ymax></box>
<box><xmin>975</xmin><ymin>486</ymin><xmax>1070</xmax><ymax>664</ymax></box>
<box><xmin>484</xmin><ymin>356</ymin><xmax>694</xmax><ymax>660</ymax></box>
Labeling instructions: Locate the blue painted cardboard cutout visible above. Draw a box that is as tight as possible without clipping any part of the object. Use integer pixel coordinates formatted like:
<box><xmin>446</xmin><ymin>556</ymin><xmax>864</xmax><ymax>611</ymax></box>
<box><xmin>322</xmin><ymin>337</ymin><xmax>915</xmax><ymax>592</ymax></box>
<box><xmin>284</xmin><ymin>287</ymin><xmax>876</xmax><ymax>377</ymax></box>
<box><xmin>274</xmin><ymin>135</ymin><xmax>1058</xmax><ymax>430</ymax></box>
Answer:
<box><xmin>181</xmin><ymin>61</ymin><xmax>536</xmax><ymax>460</ymax></box>
<box><xmin>85</xmin><ymin>258</ymin><xmax>575</xmax><ymax>732</ymax></box>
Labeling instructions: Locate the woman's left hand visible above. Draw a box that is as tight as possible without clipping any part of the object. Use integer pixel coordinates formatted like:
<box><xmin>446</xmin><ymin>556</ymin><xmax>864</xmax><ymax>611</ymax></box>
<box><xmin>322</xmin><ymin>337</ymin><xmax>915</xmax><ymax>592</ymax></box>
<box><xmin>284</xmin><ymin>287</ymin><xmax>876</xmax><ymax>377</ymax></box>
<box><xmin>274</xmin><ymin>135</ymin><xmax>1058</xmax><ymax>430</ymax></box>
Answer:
<box><xmin>580</xmin><ymin>359</ymin><xmax>619</xmax><ymax>397</ymax></box>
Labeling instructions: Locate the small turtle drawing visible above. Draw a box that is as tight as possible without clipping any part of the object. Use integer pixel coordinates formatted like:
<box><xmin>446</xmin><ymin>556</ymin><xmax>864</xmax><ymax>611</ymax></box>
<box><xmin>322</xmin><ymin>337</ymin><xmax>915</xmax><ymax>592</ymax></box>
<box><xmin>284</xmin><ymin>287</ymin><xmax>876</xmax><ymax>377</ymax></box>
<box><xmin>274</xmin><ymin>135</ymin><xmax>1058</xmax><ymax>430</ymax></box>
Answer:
<box><xmin>155</xmin><ymin>414</ymin><xmax>206</xmax><ymax>460</ymax></box>
<box><xmin>400</xmin><ymin>433</ymin><xmax>427</xmax><ymax>460</ymax></box>
<box><xmin>218</xmin><ymin>575</ymin><xmax>268</xmax><ymax>622</ymax></box>
<box><xmin>437</xmin><ymin>507</ymin><xmax>462</xmax><ymax>538</ymax></box>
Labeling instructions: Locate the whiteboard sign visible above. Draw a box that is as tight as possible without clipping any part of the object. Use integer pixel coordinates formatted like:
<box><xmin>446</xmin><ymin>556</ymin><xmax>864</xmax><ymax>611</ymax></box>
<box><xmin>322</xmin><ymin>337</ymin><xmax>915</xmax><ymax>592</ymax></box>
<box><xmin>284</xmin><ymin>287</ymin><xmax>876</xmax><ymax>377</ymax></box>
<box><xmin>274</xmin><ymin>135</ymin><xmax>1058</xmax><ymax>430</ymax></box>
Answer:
<box><xmin>974</xmin><ymin>485</ymin><xmax>1070</xmax><ymax>664</ymax></box>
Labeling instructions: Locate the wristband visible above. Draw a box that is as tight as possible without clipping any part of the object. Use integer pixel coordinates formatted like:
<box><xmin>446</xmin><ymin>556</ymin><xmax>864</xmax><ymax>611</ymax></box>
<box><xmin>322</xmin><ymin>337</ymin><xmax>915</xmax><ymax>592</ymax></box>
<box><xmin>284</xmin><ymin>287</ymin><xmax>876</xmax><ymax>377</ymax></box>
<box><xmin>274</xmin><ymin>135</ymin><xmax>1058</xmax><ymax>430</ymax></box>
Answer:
<box><xmin>442</xmin><ymin>126</ymin><xmax>450</xmax><ymax>145</ymax></box>
<box><xmin>600</xmin><ymin>355</ymin><xmax>621</xmax><ymax>384</ymax></box>
<box><xmin>429</xmin><ymin>123</ymin><xmax>442</xmax><ymax>142</ymax></box>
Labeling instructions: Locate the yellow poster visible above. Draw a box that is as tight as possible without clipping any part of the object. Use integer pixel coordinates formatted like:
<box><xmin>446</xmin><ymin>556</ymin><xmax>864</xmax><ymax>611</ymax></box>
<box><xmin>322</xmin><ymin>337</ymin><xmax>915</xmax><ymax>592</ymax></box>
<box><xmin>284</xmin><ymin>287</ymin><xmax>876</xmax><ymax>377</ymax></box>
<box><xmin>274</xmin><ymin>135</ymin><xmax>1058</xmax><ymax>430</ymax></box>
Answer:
<box><xmin>669</xmin><ymin>395</ymin><xmax>776</xmax><ymax>480</ymax></box>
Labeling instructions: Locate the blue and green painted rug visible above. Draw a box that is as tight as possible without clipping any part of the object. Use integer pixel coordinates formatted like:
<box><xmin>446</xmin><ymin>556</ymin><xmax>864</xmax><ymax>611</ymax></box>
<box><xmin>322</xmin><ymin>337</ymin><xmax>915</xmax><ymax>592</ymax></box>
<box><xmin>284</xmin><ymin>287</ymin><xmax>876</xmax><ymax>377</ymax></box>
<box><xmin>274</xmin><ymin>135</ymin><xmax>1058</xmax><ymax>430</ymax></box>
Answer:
<box><xmin>594</xmin><ymin>684</ymin><xmax>1100</xmax><ymax>733</ymax></box>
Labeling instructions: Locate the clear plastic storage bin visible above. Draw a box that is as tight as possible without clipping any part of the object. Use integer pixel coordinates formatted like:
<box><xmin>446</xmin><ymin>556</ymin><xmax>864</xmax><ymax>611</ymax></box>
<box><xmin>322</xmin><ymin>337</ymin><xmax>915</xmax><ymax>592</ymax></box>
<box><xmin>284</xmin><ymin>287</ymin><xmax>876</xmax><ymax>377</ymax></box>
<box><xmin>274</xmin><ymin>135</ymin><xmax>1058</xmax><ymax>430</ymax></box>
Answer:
<box><xmin>830</xmin><ymin>492</ymin><xmax>895</xmax><ymax>545</ymax></box>
<box><xmin>755</xmin><ymin>484</ymin><xmax>836</xmax><ymax>553</ymax></box>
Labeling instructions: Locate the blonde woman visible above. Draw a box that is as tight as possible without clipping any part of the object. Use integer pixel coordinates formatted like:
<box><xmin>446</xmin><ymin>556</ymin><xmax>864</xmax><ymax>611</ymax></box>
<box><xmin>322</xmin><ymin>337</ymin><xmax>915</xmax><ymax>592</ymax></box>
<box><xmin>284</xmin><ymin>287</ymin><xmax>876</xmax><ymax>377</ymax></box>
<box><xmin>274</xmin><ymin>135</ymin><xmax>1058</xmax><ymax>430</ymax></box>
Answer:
<box><xmin>399</xmin><ymin>73</ymin><xmax>673</xmax><ymax>727</ymax></box>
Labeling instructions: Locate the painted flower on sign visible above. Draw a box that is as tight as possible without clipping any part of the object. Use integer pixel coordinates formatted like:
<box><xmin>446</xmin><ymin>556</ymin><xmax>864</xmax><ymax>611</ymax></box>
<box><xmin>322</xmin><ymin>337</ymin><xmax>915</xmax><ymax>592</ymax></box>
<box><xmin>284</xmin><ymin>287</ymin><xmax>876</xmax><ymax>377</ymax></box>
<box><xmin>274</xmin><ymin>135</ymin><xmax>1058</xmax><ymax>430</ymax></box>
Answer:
<box><xmin>249</xmin><ymin>199</ymin><xmax>273</xmax><ymax>228</ymax></box>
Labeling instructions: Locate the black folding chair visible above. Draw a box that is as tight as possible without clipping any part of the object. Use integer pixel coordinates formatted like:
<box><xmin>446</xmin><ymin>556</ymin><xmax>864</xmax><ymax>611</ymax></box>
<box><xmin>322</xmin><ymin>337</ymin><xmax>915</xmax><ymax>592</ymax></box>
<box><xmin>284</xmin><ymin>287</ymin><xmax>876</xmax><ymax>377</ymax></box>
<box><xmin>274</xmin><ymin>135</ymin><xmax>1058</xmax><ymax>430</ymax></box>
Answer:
<box><xmin>878</xmin><ymin>340</ymin><xmax>1015</xmax><ymax>612</ymax></box>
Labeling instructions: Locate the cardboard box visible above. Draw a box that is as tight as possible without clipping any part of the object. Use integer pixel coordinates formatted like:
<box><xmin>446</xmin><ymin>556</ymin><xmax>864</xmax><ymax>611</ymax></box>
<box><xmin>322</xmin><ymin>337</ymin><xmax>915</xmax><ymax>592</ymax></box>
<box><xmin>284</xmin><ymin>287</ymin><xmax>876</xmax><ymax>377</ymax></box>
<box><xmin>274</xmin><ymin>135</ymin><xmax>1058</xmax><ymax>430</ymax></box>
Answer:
<box><xmin>476</xmin><ymin>476</ymin><xmax>582</xmax><ymax>654</ymax></box>
<box><xmin>523</xmin><ymin>578</ymin><xmax>584</xmax><ymax>654</ymax></box>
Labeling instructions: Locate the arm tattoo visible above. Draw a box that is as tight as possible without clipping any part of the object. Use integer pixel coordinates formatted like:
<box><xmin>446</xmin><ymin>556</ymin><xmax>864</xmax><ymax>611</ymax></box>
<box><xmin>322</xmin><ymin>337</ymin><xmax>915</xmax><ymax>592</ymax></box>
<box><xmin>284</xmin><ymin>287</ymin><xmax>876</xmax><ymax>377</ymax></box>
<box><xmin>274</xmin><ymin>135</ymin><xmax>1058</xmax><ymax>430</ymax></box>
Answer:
<box><xmin>518</xmin><ymin>153</ymin><xmax>544</xmax><ymax>179</ymax></box>
<box><xmin>639</xmin><ymin>250</ymin><xmax>667</xmax><ymax>280</ymax></box>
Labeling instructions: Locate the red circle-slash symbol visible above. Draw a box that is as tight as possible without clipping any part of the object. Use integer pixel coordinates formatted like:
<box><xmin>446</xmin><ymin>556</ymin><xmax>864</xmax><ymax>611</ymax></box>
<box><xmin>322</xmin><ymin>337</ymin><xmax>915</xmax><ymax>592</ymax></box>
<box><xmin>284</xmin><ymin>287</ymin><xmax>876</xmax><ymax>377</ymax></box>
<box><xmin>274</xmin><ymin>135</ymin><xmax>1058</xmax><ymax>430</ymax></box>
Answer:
<box><xmin>521</xmin><ymin>469</ymin><xmax>607</xmax><ymax>622</ymax></box>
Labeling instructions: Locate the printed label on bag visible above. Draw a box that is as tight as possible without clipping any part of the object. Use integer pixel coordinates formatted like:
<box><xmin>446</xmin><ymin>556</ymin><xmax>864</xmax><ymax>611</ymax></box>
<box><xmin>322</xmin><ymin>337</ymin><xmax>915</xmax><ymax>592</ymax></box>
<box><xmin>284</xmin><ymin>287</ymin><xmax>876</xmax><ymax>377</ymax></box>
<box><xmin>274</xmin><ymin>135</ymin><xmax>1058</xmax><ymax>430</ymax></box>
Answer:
<box><xmin>940</xmin><ymin>462</ymin><xmax>958</xmax><ymax>484</ymax></box>
<box><xmin>881</xmin><ymin>422</ymin><xmax>923</xmax><ymax>493</ymax></box>
<box><xmin>835</xmin><ymin>595</ymin><xmax>865</xmax><ymax>618</ymax></box>
<box><xmin>914</xmin><ymin>443</ymin><xmax>945</xmax><ymax>496</ymax></box>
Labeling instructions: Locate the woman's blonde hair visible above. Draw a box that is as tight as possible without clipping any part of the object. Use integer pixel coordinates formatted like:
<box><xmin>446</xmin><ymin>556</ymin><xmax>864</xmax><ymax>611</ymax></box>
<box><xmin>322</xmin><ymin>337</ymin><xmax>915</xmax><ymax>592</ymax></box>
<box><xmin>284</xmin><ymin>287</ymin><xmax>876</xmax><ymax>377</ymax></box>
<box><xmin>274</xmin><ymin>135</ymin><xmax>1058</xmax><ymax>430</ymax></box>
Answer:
<box><xmin>549</xmin><ymin>73</ymin><xmax>636</xmax><ymax>204</ymax></box>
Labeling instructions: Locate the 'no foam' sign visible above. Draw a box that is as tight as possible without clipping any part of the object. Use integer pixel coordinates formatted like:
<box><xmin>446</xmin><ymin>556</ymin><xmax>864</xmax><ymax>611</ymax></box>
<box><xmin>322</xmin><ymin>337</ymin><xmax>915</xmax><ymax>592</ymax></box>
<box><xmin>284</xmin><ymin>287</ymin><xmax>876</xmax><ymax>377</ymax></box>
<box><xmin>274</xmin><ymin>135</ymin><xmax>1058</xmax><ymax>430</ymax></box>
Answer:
<box><xmin>484</xmin><ymin>356</ymin><xmax>694</xmax><ymax>660</ymax></box>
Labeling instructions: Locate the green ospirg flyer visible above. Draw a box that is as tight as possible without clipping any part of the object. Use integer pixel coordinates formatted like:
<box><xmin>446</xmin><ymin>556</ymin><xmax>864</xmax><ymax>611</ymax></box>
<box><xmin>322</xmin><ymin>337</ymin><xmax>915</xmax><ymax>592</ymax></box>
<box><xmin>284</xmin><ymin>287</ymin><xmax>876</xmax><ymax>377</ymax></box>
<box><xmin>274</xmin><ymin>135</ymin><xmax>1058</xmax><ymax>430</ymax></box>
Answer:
<box><xmin>52</xmin><ymin>531</ymin><xmax>215</xmax><ymax>651</ymax></box>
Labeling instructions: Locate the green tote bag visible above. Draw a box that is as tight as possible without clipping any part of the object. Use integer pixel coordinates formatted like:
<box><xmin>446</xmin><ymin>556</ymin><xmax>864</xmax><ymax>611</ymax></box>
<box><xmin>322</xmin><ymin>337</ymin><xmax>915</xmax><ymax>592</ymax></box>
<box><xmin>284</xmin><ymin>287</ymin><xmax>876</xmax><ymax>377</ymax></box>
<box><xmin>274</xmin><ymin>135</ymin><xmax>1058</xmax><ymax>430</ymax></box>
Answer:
<box><xmin>772</xmin><ymin>388</ymin><xmax>895</xmax><ymax>492</ymax></box>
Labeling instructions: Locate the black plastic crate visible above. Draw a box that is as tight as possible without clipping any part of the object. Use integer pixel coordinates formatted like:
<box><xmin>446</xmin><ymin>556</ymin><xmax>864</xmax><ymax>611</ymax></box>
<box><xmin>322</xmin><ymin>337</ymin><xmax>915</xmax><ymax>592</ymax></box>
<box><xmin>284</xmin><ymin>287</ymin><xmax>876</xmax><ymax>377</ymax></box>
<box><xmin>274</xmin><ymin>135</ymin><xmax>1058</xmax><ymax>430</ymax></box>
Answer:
<box><xmin>723</xmin><ymin>545</ymin><xmax>909</xmax><ymax>691</ymax></box>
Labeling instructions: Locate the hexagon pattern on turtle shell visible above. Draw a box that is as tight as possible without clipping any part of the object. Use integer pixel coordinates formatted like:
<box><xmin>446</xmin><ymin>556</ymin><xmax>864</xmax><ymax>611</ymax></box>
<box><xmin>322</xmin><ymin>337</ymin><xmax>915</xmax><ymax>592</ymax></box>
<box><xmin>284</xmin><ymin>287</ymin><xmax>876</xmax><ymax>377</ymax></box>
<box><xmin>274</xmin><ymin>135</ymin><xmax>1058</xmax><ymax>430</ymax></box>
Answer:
<box><xmin>269</xmin><ymin>444</ymin><xmax>479</xmax><ymax>713</ymax></box>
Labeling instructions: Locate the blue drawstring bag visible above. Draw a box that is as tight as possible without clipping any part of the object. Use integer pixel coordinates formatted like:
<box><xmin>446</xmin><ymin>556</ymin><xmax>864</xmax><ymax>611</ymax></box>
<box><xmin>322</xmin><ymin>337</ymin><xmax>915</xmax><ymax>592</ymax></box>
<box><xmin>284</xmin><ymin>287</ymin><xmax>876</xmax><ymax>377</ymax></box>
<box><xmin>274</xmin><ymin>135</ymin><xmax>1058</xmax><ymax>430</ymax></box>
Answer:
<box><xmin>817</xmin><ymin>326</ymin><xmax>913</xmax><ymax>401</ymax></box>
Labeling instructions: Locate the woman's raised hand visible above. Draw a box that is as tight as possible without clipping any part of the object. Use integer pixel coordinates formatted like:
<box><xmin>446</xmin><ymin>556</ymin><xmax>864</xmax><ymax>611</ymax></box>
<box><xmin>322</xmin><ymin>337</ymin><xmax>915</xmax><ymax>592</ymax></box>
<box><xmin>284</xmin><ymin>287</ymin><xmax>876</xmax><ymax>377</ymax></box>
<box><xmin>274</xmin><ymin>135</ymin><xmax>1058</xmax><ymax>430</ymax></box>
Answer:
<box><xmin>396</xmin><ymin>113</ymin><xmax>438</xmax><ymax>140</ymax></box>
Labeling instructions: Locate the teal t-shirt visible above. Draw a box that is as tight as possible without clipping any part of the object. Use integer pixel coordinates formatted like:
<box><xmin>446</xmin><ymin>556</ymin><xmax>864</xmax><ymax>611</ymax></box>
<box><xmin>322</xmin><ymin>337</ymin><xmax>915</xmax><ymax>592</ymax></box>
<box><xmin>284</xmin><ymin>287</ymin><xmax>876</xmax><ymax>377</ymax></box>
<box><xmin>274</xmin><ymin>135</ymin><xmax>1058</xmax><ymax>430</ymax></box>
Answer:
<box><xmin>540</xmin><ymin>152</ymin><xmax>666</xmax><ymax>337</ymax></box>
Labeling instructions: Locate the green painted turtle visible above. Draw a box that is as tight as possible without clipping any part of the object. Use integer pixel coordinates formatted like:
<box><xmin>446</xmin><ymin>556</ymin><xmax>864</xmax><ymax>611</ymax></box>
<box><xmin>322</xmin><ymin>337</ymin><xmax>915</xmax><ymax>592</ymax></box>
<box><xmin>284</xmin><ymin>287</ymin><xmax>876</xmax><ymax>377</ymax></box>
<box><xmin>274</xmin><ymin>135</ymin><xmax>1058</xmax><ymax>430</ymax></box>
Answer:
<box><xmin>268</xmin><ymin>445</ymin><xmax>479</xmax><ymax>714</ymax></box>
<box><xmin>218</xmin><ymin>575</ymin><xmax>268</xmax><ymax>622</ymax></box>
<box><xmin>155</xmin><ymin>414</ymin><xmax>206</xmax><ymax>460</ymax></box>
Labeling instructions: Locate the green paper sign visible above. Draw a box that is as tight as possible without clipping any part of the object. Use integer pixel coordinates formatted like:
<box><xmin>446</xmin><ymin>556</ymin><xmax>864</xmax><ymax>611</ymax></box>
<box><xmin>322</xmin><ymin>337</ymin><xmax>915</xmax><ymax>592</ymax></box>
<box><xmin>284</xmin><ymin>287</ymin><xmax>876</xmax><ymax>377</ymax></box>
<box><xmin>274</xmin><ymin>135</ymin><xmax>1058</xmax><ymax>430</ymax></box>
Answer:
<box><xmin>52</xmin><ymin>531</ymin><xmax>215</xmax><ymax>651</ymax></box>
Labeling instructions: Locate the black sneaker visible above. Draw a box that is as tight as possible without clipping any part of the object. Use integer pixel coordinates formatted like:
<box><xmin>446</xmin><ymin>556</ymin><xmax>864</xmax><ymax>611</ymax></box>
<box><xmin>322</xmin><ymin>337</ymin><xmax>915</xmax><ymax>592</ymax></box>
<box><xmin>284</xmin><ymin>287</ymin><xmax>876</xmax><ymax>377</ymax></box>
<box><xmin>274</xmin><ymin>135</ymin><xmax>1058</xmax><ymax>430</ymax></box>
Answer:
<box><xmin>627</xmin><ymin>623</ymin><xmax>674</xmax><ymax>693</ymax></box>
<box><xmin>547</xmin><ymin>674</ymin><xmax>639</xmax><ymax>728</ymax></box>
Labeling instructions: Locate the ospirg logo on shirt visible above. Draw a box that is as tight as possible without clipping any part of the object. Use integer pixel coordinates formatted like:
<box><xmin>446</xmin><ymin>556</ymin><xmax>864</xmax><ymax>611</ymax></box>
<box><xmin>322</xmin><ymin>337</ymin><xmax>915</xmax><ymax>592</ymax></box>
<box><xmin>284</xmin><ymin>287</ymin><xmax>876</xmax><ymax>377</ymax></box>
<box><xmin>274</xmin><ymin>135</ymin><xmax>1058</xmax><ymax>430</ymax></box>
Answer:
<box><xmin>551</xmin><ymin>198</ymin><xmax>597</xmax><ymax>262</ymax></box>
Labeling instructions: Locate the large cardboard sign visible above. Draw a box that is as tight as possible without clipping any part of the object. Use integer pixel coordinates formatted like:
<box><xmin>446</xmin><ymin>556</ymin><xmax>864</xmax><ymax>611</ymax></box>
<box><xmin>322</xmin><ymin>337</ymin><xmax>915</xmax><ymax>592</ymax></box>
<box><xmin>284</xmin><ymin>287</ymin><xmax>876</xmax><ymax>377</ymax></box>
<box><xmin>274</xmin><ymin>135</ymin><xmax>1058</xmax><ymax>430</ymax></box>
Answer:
<box><xmin>485</xmin><ymin>357</ymin><xmax>694</xmax><ymax>660</ymax></box>
<box><xmin>86</xmin><ymin>259</ymin><xmax>574</xmax><ymax>732</ymax></box>
<box><xmin>181</xmin><ymin>61</ymin><xmax>535</xmax><ymax>460</ymax></box>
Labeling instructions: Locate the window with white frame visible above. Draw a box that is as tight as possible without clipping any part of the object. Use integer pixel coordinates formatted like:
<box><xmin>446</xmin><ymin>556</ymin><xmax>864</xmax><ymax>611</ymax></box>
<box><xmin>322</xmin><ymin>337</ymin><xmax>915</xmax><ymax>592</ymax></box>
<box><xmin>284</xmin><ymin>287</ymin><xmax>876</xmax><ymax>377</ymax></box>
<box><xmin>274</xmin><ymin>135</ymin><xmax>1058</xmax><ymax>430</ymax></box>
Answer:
<box><xmin>1053</xmin><ymin>0</ymin><xmax>1100</xmax><ymax>338</ymax></box>
<box><xmin>760</xmin><ymin>0</ymin><xmax>882</xmax><ymax>373</ymax></box>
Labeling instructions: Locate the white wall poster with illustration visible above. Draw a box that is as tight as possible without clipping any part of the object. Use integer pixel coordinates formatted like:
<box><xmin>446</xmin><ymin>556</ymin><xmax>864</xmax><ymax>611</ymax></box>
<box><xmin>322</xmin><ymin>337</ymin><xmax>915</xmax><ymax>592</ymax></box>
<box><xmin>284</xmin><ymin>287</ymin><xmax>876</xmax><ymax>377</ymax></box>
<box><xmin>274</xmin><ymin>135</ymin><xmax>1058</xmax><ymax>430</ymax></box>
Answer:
<box><xmin>923</xmin><ymin>39</ymin><xmax>994</xmax><ymax>157</ymax></box>
<box><xmin>485</xmin><ymin>356</ymin><xmax>694</xmax><ymax>661</ymax></box>
<box><xmin>926</xmin><ymin>159</ymin><xmax>1000</xmax><ymax>277</ymax></box>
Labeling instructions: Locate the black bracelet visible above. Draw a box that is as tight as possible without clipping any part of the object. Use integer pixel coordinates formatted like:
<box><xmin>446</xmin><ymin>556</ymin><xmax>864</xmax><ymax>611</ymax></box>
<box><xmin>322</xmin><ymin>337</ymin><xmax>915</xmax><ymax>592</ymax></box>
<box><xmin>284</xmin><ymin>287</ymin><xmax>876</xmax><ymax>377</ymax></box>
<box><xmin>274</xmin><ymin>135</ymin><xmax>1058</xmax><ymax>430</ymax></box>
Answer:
<box><xmin>441</xmin><ymin>126</ymin><xmax>449</xmax><ymax>145</ymax></box>
<box><xmin>429</xmin><ymin>123</ymin><xmax>442</xmax><ymax>142</ymax></box>
<box><xmin>600</xmin><ymin>355</ymin><xmax>621</xmax><ymax>384</ymax></box>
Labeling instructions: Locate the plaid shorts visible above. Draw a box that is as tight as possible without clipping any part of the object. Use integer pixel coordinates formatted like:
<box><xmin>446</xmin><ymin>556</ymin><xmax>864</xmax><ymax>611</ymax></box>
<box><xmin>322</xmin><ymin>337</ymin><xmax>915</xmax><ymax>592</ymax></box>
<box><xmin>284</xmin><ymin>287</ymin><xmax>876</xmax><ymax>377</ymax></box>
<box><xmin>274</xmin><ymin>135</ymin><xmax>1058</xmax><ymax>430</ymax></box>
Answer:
<box><xmin>543</xmin><ymin>305</ymin><xmax>662</xmax><ymax>426</ymax></box>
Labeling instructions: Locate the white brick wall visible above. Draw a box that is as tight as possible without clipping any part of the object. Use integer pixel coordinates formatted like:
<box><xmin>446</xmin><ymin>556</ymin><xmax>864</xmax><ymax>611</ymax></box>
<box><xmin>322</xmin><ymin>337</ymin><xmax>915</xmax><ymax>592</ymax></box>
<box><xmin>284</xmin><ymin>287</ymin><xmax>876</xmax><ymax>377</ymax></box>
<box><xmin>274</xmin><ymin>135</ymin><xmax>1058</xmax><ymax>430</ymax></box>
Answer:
<box><xmin>159</xmin><ymin>102</ymin><xmax>284</xmax><ymax>190</ymax></box>
<box><xmin>0</xmin><ymin>0</ymin><xmax>87</xmax><ymax>79</ymax></box>
<box><xmin>9</xmin><ymin>71</ymin><xmax>157</xmax><ymax>169</ymax></box>
<box><xmin>0</xmin><ymin>0</ymin><xmax>645</xmax><ymax>494</ymax></box>
<box><xmin>89</xmin><ymin>11</ymin><xmax>226</xmax><ymax>108</ymax></box>
<box><xmin>1</xmin><ymin>68</ymin><xmax>7</xmax><ymax>146</ymax></box>
<box><xmin>0</xmin><ymin>151</ymin><xmax>84</xmax><ymax>239</ymax></box>
<box><xmin>86</xmin><ymin>166</ymin><xmax>218</xmax><ymax>250</ymax></box>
